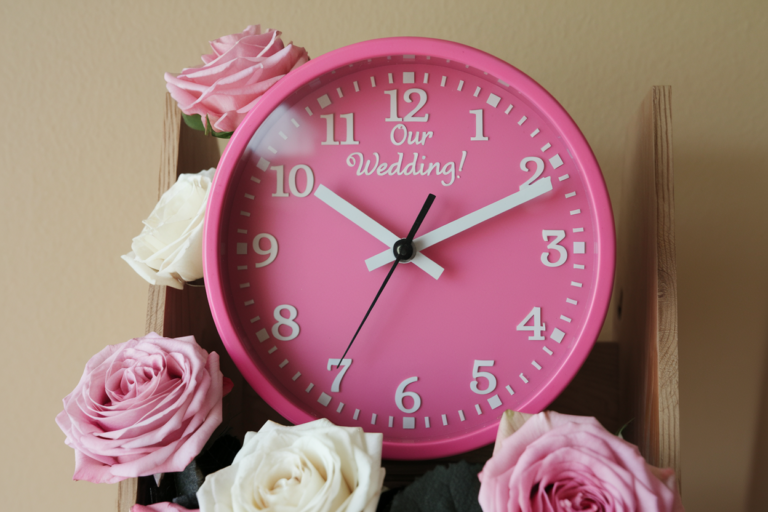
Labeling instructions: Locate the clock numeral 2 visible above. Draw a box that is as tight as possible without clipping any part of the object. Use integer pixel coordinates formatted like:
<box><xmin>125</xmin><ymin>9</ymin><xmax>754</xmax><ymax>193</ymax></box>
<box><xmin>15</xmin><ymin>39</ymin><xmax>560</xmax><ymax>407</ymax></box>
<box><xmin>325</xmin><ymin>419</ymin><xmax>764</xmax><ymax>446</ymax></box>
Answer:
<box><xmin>269</xmin><ymin>165</ymin><xmax>315</xmax><ymax>198</ymax></box>
<box><xmin>321</xmin><ymin>113</ymin><xmax>359</xmax><ymax>146</ymax></box>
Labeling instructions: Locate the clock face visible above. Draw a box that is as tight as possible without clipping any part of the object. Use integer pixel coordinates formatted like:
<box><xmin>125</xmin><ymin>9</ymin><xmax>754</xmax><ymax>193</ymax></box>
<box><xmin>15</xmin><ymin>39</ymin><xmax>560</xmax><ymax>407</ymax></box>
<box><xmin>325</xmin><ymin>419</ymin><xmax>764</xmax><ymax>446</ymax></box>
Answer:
<box><xmin>204</xmin><ymin>38</ymin><xmax>614</xmax><ymax>460</ymax></box>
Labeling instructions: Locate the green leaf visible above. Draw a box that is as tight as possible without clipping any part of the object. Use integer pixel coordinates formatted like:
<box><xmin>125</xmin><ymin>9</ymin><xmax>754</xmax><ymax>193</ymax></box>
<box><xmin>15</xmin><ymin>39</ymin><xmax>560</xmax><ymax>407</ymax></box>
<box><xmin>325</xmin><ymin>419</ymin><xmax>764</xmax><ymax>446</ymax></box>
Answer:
<box><xmin>205</xmin><ymin>115</ymin><xmax>233</xmax><ymax>139</ymax></box>
<box><xmin>616</xmin><ymin>418</ymin><xmax>634</xmax><ymax>439</ymax></box>
<box><xmin>182</xmin><ymin>113</ymin><xmax>205</xmax><ymax>132</ymax></box>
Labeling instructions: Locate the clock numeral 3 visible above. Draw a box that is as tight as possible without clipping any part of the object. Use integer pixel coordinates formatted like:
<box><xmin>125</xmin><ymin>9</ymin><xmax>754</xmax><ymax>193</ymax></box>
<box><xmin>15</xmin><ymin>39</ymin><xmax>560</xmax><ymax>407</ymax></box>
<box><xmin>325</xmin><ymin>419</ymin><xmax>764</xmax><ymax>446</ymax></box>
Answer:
<box><xmin>541</xmin><ymin>230</ymin><xmax>568</xmax><ymax>267</ymax></box>
<box><xmin>395</xmin><ymin>376</ymin><xmax>422</xmax><ymax>413</ymax></box>
<box><xmin>269</xmin><ymin>165</ymin><xmax>315</xmax><ymax>198</ymax></box>
<box><xmin>327</xmin><ymin>358</ymin><xmax>352</xmax><ymax>392</ymax></box>
<box><xmin>517</xmin><ymin>307</ymin><xmax>546</xmax><ymax>340</ymax></box>
<box><xmin>385</xmin><ymin>89</ymin><xmax>429</xmax><ymax>122</ymax></box>
<box><xmin>272</xmin><ymin>304</ymin><xmax>300</xmax><ymax>341</ymax></box>
<box><xmin>252</xmin><ymin>233</ymin><xmax>278</xmax><ymax>268</ymax></box>
<box><xmin>470</xmin><ymin>360</ymin><xmax>497</xmax><ymax>395</ymax></box>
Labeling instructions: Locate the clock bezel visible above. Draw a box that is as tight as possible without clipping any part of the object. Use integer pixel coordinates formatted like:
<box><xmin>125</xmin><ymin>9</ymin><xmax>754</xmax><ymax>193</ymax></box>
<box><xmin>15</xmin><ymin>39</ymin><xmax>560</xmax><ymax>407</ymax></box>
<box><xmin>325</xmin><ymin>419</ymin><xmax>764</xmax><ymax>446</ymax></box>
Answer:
<box><xmin>203</xmin><ymin>37</ymin><xmax>615</xmax><ymax>460</ymax></box>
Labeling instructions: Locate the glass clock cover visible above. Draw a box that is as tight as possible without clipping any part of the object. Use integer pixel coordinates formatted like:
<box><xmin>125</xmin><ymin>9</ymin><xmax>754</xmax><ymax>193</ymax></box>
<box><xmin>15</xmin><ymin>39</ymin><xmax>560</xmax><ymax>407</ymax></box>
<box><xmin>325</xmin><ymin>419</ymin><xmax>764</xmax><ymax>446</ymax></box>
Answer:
<box><xmin>203</xmin><ymin>37</ymin><xmax>615</xmax><ymax>460</ymax></box>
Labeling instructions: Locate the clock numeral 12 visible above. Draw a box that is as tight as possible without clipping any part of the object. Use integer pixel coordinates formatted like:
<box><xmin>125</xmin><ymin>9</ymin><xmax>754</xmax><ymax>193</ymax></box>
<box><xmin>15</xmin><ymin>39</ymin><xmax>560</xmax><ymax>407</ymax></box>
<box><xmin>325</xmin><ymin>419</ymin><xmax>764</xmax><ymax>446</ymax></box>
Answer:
<box><xmin>327</xmin><ymin>358</ymin><xmax>352</xmax><ymax>392</ymax></box>
<box><xmin>469</xmin><ymin>109</ymin><xmax>489</xmax><ymax>141</ymax></box>
<box><xmin>517</xmin><ymin>307</ymin><xmax>546</xmax><ymax>340</ymax></box>
<box><xmin>269</xmin><ymin>165</ymin><xmax>315</xmax><ymax>198</ymax></box>
<box><xmin>385</xmin><ymin>89</ymin><xmax>429</xmax><ymax>122</ymax></box>
<box><xmin>470</xmin><ymin>360</ymin><xmax>497</xmax><ymax>394</ymax></box>
<box><xmin>321</xmin><ymin>113</ymin><xmax>359</xmax><ymax>146</ymax></box>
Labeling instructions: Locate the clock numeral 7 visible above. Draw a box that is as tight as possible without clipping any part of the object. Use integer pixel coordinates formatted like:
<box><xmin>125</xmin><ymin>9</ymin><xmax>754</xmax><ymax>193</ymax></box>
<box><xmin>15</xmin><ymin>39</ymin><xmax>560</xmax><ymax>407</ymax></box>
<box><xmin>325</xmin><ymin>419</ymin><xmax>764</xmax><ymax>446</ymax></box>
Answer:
<box><xmin>327</xmin><ymin>358</ymin><xmax>352</xmax><ymax>392</ymax></box>
<box><xmin>269</xmin><ymin>165</ymin><xmax>315</xmax><ymax>198</ymax></box>
<box><xmin>541</xmin><ymin>230</ymin><xmax>567</xmax><ymax>267</ymax></box>
<box><xmin>517</xmin><ymin>307</ymin><xmax>546</xmax><ymax>340</ymax></box>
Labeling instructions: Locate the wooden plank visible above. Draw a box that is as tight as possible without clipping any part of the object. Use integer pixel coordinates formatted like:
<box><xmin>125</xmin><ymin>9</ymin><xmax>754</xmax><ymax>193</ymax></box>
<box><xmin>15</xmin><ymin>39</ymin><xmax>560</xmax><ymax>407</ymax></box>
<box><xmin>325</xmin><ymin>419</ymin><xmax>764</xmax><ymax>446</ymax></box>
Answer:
<box><xmin>609</xmin><ymin>86</ymin><xmax>680</xmax><ymax>482</ymax></box>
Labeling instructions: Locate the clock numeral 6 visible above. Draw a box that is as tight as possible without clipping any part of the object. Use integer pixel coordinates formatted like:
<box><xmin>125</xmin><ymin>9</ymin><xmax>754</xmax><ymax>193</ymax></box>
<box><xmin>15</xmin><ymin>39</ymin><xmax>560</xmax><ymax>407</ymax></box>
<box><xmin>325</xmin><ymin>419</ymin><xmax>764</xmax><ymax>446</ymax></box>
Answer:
<box><xmin>470</xmin><ymin>360</ymin><xmax>497</xmax><ymax>395</ymax></box>
<box><xmin>269</xmin><ymin>164</ymin><xmax>315</xmax><ymax>198</ymax></box>
<box><xmin>385</xmin><ymin>89</ymin><xmax>429</xmax><ymax>122</ymax></box>
<box><xmin>517</xmin><ymin>307</ymin><xmax>546</xmax><ymax>340</ymax></box>
<box><xmin>272</xmin><ymin>304</ymin><xmax>300</xmax><ymax>341</ymax></box>
<box><xmin>327</xmin><ymin>358</ymin><xmax>352</xmax><ymax>392</ymax></box>
<box><xmin>541</xmin><ymin>229</ymin><xmax>567</xmax><ymax>267</ymax></box>
<box><xmin>252</xmin><ymin>233</ymin><xmax>278</xmax><ymax>268</ymax></box>
<box><xmin>395</xmin><ymin>376</ymin><xmax>422</xmax><ymax>413</ymax></box>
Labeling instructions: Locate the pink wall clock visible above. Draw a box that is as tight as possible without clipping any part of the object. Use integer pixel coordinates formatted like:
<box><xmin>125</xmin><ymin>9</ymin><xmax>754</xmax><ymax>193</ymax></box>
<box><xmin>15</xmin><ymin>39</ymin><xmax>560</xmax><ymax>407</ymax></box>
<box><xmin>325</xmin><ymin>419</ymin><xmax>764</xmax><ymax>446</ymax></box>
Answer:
<box><xmin>203</xmin><ymin>37</ymin><xmax>615</xmax><ymax>460</ymax></box>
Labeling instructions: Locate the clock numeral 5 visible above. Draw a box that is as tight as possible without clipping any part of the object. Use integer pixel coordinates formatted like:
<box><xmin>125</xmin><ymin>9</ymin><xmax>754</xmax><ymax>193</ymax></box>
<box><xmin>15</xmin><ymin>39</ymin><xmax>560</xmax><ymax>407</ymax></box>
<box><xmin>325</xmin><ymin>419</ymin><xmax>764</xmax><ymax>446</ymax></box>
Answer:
<box><xmin>395</xmin><ymin>376</ymin><xmax>422</xmax><ymax>413</ymax></box>
<box><xmin>327</xmin><ymin>358</ymin><xmax>352</xmax><ymax>392</ymax></box>
<box><xmin>269</xmin><ymin>165</ymin><xmax>315</xmax><ymax>198</ymax></box>
<box><xmin>385</xmin><ymin>89</ymin><xmax>429</xmax><ymax>122</ymax></box>
<box><xmin>517</xmin><ymin>307</ymin><xmax>546</xmax><ymax>340</ymax></box>
<box><xmin>541</xmin><ymin>230</ymin><xmax>568</xmax><ymax>267</ymax></box>
<box><xmin>321</xmin><ymin>113</ymin><xmax>359</xmax><ymax>146</ymax></box>
<box><xmin>272</xmin><ymin>304</ymin><xmax>300</xmax><ymax>341</ymax></box>
<box><xmin>470</xmin><ymin>360</ymin><xmax>497</xmax><ymax>395</ymax></box>
<box><xmin>252</xmin><ymin>233</ymin><xmax>278</xmax><ymax>268</ymax></box>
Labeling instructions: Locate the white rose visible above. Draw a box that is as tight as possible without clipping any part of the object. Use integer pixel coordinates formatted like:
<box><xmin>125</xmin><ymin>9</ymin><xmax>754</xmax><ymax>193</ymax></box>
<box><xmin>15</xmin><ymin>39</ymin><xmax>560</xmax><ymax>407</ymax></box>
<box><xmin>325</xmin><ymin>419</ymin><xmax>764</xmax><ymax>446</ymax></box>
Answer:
<box><xmin>122</xmin><ymin>167</ymin><xmax>215</xmax><ymax>289</ymax></box>
<box><xmin>198</xmin><ymin>419</ymin><xmax>385</xmax><ymax>512</ymax></box>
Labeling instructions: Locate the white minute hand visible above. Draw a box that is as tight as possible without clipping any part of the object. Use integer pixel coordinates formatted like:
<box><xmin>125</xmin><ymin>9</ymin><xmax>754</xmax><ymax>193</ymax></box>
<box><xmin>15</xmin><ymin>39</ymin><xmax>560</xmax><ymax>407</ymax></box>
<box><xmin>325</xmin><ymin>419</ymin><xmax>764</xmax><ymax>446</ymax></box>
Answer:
<box><xmin>365</xmin><ymin>177</ymin><xmax>553</xmax><ymax>272</ymax></box>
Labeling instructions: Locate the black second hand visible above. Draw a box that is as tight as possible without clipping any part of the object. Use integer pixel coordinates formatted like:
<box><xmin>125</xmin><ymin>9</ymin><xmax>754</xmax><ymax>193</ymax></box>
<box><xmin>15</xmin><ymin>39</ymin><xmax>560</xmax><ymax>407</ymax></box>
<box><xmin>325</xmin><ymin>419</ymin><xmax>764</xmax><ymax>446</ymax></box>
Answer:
<box><xmin>336</xmin><ymin>193</ymin><xmax>436</xmax><ymax>367</ymax></box>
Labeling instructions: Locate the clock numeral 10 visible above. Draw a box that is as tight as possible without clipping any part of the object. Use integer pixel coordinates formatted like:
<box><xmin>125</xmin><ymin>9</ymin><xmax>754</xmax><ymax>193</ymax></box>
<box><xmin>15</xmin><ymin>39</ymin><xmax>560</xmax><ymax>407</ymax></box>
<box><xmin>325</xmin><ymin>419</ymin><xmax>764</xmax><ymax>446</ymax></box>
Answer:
<box><xmin>327</xmin><ymin>358</ymin><xmax>352</xmax><ymax>392</ymax></box>
<box><xmin>395</xmin><ymin>376</ymin><xmax>422</xmax><ymax>413</ymax></box>
<box><xmin>541</xmin><ymin>230</ymin><xmax>567</xmax><ymax>267</ymax></box>
<box><xmin>470</xmin><ymin>360</ymin><xmax>497</xmax><ymax>394</ymax></box>
<box><xmin>269</xmin><ymin>165</ymin><xmax>315</xmax><ymax>198</ymax></box>
<box><xmin>321</xmin><ymin>113</ymin><xmax>359</xmax><ymax>146</ymax></box>
<box><xmin>272</xmin><ymin>304</ymin><xmax>300</xmax><ymax>341</ymax></box>
<box><xmin>517</xmin><ymin>307</ymin><xmax>546</xmax><ymax>340</ymax></box>
<box><xmin>385</xmin><ymin>89</ymin><xmax>429</xmax><ymax>122</ymax></box>
<box><xmin>469</xmin><ymin>109</ymin><xmax>489</xmax><ymax>141</ymax></box>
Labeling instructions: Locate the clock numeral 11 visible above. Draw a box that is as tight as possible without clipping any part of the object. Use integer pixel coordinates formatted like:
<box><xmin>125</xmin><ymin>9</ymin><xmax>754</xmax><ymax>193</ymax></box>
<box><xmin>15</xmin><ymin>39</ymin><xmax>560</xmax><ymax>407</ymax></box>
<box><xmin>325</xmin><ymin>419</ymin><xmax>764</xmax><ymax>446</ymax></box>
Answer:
<box><xmin>321</xmin><ymin>113</ymin><xmax>359</xmax><ymax>146</ymax></box>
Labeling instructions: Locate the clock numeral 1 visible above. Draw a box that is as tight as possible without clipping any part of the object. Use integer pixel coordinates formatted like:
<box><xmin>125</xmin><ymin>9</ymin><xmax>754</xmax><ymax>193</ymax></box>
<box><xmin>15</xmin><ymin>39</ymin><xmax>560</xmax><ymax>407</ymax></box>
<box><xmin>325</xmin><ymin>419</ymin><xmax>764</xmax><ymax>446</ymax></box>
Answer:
<box><xmin>321</xmin><ymin>113</ymin><xmax>359</xmax><ymax>145</ymax></box>
<box><xmin>252</xmin><ymin>233</ymin><xmax>278</xmax><ymax>268</ymax></box>
<box><xmin>470</xmin><ymin>109</ymin><xmax>489</xmax><ymax>141</ymax></box>
<box><xmin>327</xmin><ymin>358</ymin><xmax>352</xmax><ymax>392</ymax></box>
<box><xmin>517</xmin><ymin>307</ymin><xmax>546</xmax><ymax>340</ymax></box>
<box><xmin>272</xmin><ymin>304</ymin><xmax>300</xmax><ymax>341</ymax></box>
<box><xmin>470</xmin><ymin>360</ymin><xmax>497</xmax><ymax>395</ymax></box>
<box><xmin>269</xmin><ymin>165</ymin><xmax>315</xmax><ymax>198</ymax></box>
<box><xmin>541</xmin><ymin>230</ymin><xmax>568</xmax><ymax>267</ymax></box>
<box><xmin>395</xmin><ymin>376</ymin><xmax>422</xmax><ymax>413</ymax></box>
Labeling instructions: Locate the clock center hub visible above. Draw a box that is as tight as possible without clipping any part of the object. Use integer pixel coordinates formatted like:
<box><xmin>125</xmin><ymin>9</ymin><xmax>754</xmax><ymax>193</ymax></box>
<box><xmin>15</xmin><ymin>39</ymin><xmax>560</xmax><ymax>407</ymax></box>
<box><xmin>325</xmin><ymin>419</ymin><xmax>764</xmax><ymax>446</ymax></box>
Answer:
<box><xmin>392</xmin><ymin>239</ymin><xmax>416</xmax><ymax>262</ymax></box>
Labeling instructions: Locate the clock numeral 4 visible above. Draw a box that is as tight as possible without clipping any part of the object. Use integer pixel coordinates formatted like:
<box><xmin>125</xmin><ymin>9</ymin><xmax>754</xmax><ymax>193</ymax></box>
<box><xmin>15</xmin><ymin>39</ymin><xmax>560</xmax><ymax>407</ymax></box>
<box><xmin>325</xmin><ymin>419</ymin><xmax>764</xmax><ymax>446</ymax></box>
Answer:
<box><xmin>470</xmin><ymin>360</ymin><xmax>497</xmax><ymax>395</ymax></box>
<box><xmin>517</xmin><ymin>307</ymin><xmax>546</xmax><ymax>340</ymax></box>
<box><xmin>395</xmin><ymin>376</ymin><xmax>422</xmax><ymax>413</ymax></box>
<box><xmin>272</xmin><ymin>304</ymin><xmax>300</xmax><ymax>341</ymax></box>
<box><xmin>269</xmin><ymin>165</ymin><xmax>315</xmax><ymax>198</ymax></box>
<box><xmin>469</xmin><ymin>109</ymin><xmax>489</xmax><ymax>141</ymax></box>
<box><xmin>385</xmin><ymin>89</ymin><xmax>429</xmax><ymax>122</ymax></box>
<box><xmin>327</xmin><ymin>358</ymin><xmax>352</xmax><ymax>392</ymax></box>
<box><xmin>541</xmin><ymin>230</ymin><xmax>568</xmax><ymax>267</ymax></box>
<box><xmin>321</xmin><ymin>113</ymin><xmax>359</xmax><ymax>146</ymax></box>
<box><xmin>252</xmin><ymin>233</ymin><xmax>278</xmax><ymax>268</ymax></box>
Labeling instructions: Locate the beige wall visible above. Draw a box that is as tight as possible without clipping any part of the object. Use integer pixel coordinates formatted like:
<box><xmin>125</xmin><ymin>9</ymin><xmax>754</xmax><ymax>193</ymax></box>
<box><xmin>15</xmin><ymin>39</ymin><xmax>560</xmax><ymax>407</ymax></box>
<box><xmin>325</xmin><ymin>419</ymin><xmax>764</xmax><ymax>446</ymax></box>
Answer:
<box><xmin>2</xmin><ymin>1</ymin><xmax>766</xmax><ymax>510</ymax></box>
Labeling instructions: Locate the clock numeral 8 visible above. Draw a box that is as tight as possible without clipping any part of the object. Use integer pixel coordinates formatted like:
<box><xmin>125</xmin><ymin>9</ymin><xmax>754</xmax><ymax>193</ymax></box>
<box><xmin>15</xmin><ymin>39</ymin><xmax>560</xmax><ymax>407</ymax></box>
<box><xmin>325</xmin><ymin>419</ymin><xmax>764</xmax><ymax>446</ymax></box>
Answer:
<box><xmin>269</xmin><ymin>164</ymin><xmax>315</xmax><ymax>198</ymax></box>
<box><xmin>395</xmin><ymin>376</ymin><xmax>422</xmax><ymax>413</ymax></box>
<box><xmin>272</xmin><ymin>304</ymin><xmax>300</xmax><ymax>341</ymax></box>
<box><xmin>541</xmin><ymin>229</ymin><xmax>567</xmax><ymax>267</ymax></box>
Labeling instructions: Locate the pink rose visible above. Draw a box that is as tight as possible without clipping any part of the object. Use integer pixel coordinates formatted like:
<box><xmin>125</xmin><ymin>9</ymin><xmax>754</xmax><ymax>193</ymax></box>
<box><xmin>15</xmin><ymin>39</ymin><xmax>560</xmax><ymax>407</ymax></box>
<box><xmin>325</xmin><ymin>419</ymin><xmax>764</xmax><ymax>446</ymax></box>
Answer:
<box><xmin>55</xmin><ymin>333</ymin><xmax>233</xmax><ymax>484</ymax></box>
<box><xmin>479</xmin><ymin>411</ymin><xmax>684</xmax><ymax>512</ymax></box>
<box><xmin>165</xmin><ymin>25</ymin><xmax>309</xmax><ymax>134</ymax></box>
<box><xmin>131</xmin><ymin>504</ymin><xmax>197</xmax><ymax>512</ymax></box>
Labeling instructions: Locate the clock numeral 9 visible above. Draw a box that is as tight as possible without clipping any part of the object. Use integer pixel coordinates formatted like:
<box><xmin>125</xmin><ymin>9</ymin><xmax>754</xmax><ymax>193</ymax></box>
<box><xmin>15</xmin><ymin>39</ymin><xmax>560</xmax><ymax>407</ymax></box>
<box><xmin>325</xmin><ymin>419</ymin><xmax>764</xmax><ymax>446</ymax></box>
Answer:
<box><xmin>252</xmin><ymin>233</ymin><xmax>278</xmax><ymax>268</ymax></box>
<box><xmin>272</xmin><ymin>304</ymin><xmax>300</xmax><ymax>341</ymax></box>
<box><xmin>395</xmin><ymin>376</ymin><xmax>422</xmax><ymax>413</ymax></box>
<box><xmin>327</xmin><ymin>358</ymin><xmax>352</xmax><ymax>392</ymax></box>
<box><xmin>470</xmin><ymin>360</ymin><xmax>497</xmax><ymax>395</ymax></box>
<box><xmin>517</xmin><ymin>307</ymin><xmax>546</xmax><ymax>340</ymax></box>
<box><xmin>269</xmin><ymin>164</ymin><xmax>315</xmax><ymax>198</ymax></box>
<box><xmin>541</xmin><ymin>230</ymin><xmax>568</xmax><ymax>267</ymax></box>
<box><xmin>385</xmin><ymin>89</ymin><xmax>429</xmax><ymax>122</ymax></box>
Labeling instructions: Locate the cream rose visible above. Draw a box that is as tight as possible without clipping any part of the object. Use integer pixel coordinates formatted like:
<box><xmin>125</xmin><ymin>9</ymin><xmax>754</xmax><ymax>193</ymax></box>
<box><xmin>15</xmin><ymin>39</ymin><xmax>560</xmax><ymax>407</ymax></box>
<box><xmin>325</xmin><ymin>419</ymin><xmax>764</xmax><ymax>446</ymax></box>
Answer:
<box><xmin>197</xmin><ymin>419</ymin><xmax>385</xmax><ymax>512</ymax></box>
<box><xmin>122</xmin><ymin>168</ymin><xmax>214</xmax><ymax>289</ymax></box>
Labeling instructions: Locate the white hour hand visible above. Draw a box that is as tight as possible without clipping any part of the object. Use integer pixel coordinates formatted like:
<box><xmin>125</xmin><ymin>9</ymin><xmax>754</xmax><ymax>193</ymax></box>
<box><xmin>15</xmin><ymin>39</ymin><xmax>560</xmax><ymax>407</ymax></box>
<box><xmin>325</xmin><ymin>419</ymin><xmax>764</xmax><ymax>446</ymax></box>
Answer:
<box><xmin>314</xmin><ymin>185</ymin><xmax>444</xmax><ymax>279</ymax></box>
<box><xmin>365</xmin><ymin>177</ymin><xmax>553</xmax><ymax>271</ymax></box>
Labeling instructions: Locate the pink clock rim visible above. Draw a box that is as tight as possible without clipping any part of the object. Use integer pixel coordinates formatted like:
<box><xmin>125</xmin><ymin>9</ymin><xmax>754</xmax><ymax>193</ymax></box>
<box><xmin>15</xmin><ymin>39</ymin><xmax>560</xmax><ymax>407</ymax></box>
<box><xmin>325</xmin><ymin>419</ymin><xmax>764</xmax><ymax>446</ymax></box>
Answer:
<box><xmin>203</xmin><ymin>36</ymin><xmax>615</xmax><ymax>460</ymax></box>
